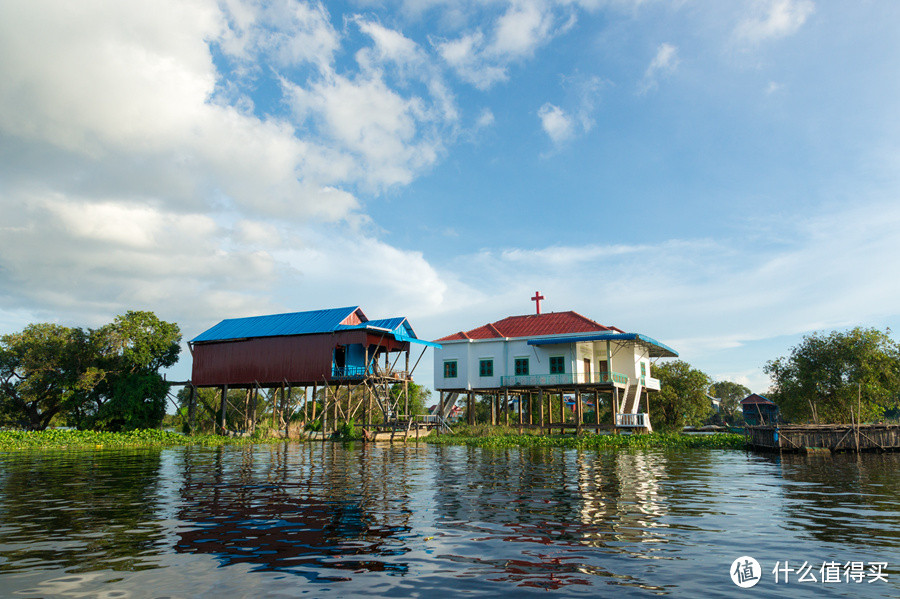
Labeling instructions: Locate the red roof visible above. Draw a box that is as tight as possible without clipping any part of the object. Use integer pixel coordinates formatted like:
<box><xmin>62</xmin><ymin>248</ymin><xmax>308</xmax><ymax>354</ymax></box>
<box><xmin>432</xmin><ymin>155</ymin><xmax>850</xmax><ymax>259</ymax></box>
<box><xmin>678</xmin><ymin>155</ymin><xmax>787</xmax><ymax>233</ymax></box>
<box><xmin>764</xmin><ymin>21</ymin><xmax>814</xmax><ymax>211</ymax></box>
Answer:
<box><xmin>436</xmin><ymin>311</ymin><xmax>623</xmax><ymax>341</ymax></box>
<box><xmin>741</xmin><ymin>394</ymin><xmax>774</xmax><ymax>405</ymax></box>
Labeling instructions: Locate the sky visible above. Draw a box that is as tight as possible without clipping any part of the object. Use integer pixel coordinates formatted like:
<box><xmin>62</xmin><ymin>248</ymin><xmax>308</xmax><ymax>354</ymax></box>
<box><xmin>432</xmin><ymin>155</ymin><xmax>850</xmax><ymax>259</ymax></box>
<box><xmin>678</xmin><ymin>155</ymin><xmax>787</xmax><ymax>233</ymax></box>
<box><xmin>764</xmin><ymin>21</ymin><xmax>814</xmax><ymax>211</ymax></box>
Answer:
<box><xmin>2</xmin><ymin>0</ymin><xmax>900</xmax><ymax>395</ymax></box>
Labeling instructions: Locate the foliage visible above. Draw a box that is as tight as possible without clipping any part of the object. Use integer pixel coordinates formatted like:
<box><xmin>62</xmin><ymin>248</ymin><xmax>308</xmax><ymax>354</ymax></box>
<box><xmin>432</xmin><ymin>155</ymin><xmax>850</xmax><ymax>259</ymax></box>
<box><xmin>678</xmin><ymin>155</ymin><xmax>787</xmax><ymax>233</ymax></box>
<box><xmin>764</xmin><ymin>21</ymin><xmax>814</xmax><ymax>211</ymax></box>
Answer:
<box><xmin>0</xmin><ymin>312</ymin><xmax>180</xmax><ymax>431</ymax></box>
<box><xmin>391</xmin><ymin>381</ymin><xmax>431</xmax><ymax>416</ymax></box>
<box><xmin>651</xmin><ymin>360</ymin><xmax>713</xmax><ymax>432</ymax></box>
<box><xmin>75</xmin><ymin>311</ymin><xmax>181</xmax><ymax>431</ymax></box>
<box><xmin>0</xmin><ymin>324</ymin><xmax>97</xmax><ymax>430</ymax></box>
<box><xmin>0</xmin><ymin>428</ymin><xmax>283</xmax><ymax>450</ymax></box>
<box><xmin>764</xmin><ymin>327</ymin><xmax>900</xmax><ymax>423</ymax></box>
<box><xmin>333</xmin><ymin>419</ymin><xmax>363</xmax><ymax>441</ymax></box>
<box><xmin>709</xmin><ymin>380</ymin><xmax>751</xmax><ymax>425</ymax></box>
<box><xmin>428</xmin><ymin>429</ymin><xmax>747</xmax><ymax>450</ymax></box>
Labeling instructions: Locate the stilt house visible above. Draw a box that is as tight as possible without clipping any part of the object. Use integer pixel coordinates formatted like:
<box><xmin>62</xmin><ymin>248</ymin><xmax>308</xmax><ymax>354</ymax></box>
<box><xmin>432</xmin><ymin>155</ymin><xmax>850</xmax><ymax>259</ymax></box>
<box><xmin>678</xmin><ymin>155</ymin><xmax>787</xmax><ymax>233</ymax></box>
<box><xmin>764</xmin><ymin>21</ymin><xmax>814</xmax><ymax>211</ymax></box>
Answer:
<box><xmin>188</xmin><ymin>306</ymin><xmax>438</xmax><ymax>433</ymax></box>
<box><xmin>433</xmin><ymin>294</ymin><xmax>677</xmax><ymax>432</ymax></box>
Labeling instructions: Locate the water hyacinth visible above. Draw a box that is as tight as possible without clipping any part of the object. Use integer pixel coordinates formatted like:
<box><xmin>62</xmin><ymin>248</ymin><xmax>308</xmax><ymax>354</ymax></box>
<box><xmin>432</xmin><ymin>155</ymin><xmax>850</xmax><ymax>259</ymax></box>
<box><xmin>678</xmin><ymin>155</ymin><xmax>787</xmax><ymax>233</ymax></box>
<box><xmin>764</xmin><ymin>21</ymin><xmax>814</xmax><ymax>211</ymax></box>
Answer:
<box><xmin>426</xmin><ymin>426</ymin><xmax>747</xmax><ymax>450</ymax></box>
<box><xmin>0</xmin><ymin>429</ymin><xmax>281</xmax><ymax>450</ymax></box>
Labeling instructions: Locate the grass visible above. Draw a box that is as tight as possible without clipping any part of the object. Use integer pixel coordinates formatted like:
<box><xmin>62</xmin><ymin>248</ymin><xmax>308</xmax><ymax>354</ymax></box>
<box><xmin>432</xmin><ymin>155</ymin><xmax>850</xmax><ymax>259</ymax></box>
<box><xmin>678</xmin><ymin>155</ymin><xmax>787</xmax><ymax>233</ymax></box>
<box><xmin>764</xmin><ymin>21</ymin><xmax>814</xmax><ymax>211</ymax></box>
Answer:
<box><xmin>426</xmin><ymin>424</ymin><xmax>748</xmax><ymax>450</ymax></box>
<box><xmin>0</xmin><ymin>428</ymin><xmax>283</xmax><ymax>450</ymax></box>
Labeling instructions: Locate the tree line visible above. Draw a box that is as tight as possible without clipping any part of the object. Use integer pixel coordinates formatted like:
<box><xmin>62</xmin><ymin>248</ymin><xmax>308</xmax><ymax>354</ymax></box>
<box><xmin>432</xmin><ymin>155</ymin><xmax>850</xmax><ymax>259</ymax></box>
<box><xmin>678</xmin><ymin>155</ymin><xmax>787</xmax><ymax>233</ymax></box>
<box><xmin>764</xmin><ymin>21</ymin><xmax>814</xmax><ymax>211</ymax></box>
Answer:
<box><xmin>0</xmin><ymin>311</ymin><xmax>180</xmax><ymax>431</ymax></box>
<box><xmin>652</xmin><ymin>326</ymin><xmax>900</xmax><ymax>430</ymax></box>
<box><xmin>3</xmin><ymin>311</ymin><xmax>899</xmax><ymax>433</ymax></box>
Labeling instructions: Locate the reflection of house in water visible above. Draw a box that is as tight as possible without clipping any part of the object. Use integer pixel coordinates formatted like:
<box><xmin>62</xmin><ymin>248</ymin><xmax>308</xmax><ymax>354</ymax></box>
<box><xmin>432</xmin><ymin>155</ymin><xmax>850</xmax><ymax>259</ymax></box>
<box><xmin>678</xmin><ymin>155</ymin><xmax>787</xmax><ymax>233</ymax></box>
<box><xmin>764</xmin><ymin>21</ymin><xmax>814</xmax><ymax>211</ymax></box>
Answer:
<box><xmin>433</xmin><ymin>447</ymin><xmax>667</xmax><ymax>545</ymax></box>
<box><xmin>174</xmin><ymin>445</ymin><xmax>413</xmax><ymax>579</ymax></box>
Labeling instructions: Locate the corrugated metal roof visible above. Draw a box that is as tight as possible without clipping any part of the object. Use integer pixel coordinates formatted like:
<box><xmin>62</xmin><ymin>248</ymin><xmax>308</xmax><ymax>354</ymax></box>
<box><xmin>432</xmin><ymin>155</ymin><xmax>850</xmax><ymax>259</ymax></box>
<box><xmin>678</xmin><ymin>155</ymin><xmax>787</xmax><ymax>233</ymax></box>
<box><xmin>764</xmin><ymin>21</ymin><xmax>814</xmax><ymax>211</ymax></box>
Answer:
<box><xmin>528</xmin><ymin>332</ymin><xmax>678</xmax><ymax>358</ymax></box>
<box><xmin>436</xmin><ymin>311</ymin><xmax>616</xmax><ymax>341</ymax></box>
<box><xmin>338</xmin><ymin>317</ymin><xmax>442</xmax><ymax>348</ymax></box>
<box><xmin>191</xmin><ymin>306</ymin><xmax>362</xmax><ymax>343</ymax></box>
<box><xmin>740</xmin><ymin>394</ymin><xmax>774</xmax><ymax>405</ymax></box>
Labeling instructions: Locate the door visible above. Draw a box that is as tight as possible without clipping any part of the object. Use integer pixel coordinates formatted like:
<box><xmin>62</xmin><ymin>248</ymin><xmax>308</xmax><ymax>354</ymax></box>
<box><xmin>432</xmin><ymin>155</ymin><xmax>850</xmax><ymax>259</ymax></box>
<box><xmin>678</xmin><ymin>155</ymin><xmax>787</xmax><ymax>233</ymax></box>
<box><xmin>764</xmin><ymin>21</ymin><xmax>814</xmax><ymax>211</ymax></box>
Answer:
<box><xmin>583</xmin><ymin>359</ymin><xmax>591</xmax><ymax>383</ymax></box>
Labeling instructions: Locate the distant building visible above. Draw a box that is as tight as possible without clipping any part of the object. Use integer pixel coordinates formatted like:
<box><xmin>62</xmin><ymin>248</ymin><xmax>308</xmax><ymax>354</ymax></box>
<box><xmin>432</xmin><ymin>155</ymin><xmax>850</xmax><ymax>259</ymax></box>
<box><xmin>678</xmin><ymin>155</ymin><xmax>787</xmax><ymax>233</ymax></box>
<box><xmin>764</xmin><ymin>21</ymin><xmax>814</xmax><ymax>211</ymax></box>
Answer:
<box><xmin>741</xmin><ymin>394</ymin><xmax>778</xmax><ymax>426</ymax></box>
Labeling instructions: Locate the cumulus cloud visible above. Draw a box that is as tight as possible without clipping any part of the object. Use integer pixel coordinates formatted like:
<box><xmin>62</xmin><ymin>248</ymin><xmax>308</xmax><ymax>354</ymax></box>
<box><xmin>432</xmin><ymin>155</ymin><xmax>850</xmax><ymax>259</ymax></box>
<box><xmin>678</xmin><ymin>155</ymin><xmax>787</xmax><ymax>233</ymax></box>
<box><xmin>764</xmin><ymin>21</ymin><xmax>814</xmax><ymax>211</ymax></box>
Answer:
<box><xmin>0</xmin><ymin>0</ymin><xmax>462</xmax><ymax>335</ymax></box>
<box><xmin>435</xmin><ymin>0</ymin><xmax>567</xmax><ymax>89</ymax></box>
<box><xmin>735</xmin><ymin>0</ymin><xmax>815</xmax><ymax>43</ymax></box>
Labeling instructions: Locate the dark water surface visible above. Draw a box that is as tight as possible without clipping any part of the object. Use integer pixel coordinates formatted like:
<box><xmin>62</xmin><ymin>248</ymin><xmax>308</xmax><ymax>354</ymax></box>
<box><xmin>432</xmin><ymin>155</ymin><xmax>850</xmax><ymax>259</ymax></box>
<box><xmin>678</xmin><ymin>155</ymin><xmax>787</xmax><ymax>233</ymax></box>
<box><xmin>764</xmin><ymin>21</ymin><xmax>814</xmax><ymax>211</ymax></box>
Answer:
<box><xmin>0</xmin><ymin>444</ymin><xmax>897</xmax><ymax>598</ymax></box>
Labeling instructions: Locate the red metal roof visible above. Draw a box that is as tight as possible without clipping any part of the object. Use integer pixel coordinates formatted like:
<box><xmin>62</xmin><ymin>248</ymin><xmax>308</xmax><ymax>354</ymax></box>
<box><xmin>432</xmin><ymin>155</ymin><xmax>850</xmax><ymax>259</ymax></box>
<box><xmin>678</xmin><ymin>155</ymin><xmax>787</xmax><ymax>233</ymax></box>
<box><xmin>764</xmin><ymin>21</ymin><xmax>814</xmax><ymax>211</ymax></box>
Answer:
<box><xmin>436</xmin><ymin>311</ymin><xmax>620</xmax><ymax>341</ymax></box>
<box><xmin>740</xmin><ymin>394</ymin><xmax>774</xmax><ymax>405</ymax></box>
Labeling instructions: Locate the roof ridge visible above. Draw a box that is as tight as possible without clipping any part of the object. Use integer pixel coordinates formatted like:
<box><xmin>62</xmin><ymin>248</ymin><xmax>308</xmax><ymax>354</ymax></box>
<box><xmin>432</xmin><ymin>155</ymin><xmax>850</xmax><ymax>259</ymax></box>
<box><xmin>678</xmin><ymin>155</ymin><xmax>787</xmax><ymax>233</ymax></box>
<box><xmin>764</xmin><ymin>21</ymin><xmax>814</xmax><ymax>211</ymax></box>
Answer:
<box><xmin>487</xmin><ymin>322</ymin><xmax>504</xmax><ymax>337</ymax></box>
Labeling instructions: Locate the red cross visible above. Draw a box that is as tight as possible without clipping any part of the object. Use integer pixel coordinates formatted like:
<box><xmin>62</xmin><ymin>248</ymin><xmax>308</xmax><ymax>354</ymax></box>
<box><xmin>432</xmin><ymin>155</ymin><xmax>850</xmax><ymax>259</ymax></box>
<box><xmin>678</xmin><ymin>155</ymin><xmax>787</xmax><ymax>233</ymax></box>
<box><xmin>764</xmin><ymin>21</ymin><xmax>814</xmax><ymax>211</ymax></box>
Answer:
<box><xmin>531</xmin><ymin>291</ymin><xmax>545</xmax><ymax>314</ymax></box>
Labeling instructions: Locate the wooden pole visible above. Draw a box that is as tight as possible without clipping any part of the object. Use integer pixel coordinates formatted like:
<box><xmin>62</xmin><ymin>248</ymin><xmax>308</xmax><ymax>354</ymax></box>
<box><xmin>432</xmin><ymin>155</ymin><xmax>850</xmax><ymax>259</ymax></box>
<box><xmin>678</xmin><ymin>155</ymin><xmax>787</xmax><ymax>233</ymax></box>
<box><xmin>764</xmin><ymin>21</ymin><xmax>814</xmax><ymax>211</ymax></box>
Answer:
<box><xmin>546</xmin><ymin>388</ymin><xmax>553</xmax><ymax>432</ymax></box>
<box><xmin>528</xmin><ymin>392</ymin><xmax>533</xmax><ymax>425</ymax></box>
<box><xmin>490</xmin><ymin>393</ymin><xmax>496</xmax><ymax>425</ymax></box>
<box><xmin>504</xmin><ymin>388</ymin><xmax>510</xmax><ymax>426</ymax></box>
<box><xmin>187</xmin><ymin>384</ymin><xmax>196</xmax><ymax>433</ymax></box>
<box><xmin>404</xmin><ymin>351</ymin><xmax>410</xmax><ymax>417</ymax></box>
<box><xmin>595</xmin><ymin>392</ymin><xmax>601</xmax><ymax>430</ymax></box>
<box><xmin>576</xmin><ymin>389</ymin><xmax>582</xmax><ymax>435</ymax></box>
<box><xmin>468</xmin><ymin>390</ymin><xmax>475</xmax><ymax>425</ymax></box>
<box><xmin>219</xmin><ymin>384</ymin><xmax>228</xmax><ymax>434</ymax></box>
<box><xmin>517</xmin><ymin>392</ymin><xmax>523</xmax><ymax>433</ymax></box>
<box><xmin>613</xmin><ymin>387</ymin><xmax>619</xmax><ymax>434</ymax></box>
<box><xmin>539</xmin><ymin>388</ymin><xmax>545</xmax><ymax>434</ymax></box>
<box><xmin>311</xmin><ymin>384</ymin><xmax>318</xmax><ymax>421</ymax></box>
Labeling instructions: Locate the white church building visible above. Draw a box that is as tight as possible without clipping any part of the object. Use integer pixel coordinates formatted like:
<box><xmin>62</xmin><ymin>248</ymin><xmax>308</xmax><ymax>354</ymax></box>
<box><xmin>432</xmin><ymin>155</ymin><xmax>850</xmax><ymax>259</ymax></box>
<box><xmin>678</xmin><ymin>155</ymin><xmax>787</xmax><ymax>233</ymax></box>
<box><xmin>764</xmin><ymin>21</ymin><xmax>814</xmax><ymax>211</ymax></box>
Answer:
<box><xmin>433</xmin><ymin>293</ymin><xmax>678</xmax><ymax>432</ymax></box>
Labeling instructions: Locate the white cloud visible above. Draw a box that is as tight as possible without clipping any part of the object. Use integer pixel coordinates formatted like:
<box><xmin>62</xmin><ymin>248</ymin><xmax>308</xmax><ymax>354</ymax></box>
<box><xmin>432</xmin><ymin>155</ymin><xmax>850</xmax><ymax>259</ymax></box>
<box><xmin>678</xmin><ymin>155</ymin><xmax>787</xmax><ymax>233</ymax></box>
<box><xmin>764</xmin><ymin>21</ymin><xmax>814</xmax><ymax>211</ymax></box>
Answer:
<box><xmin>537</xmin><ymin>74</ymin><xmax>605</xmax><ymax>145</ymax></box>
<box><xmin>435</xmin><ymin>0</ymin><xmax>567</xmax><ymax>89</ymax></box>
<box><xmin>735</xmin><ymin>0</ymin><xmax>815</xmax><ymax>43</ymax></box>
<box><xmin>638</xmin><ymin>42</ymin><xmax>679</xmax><ymax>94</ymax></box>
<box><xmin>538</xmin><ymin>103</ymin><xmax>575</xmax><ymax>144</ymax></box>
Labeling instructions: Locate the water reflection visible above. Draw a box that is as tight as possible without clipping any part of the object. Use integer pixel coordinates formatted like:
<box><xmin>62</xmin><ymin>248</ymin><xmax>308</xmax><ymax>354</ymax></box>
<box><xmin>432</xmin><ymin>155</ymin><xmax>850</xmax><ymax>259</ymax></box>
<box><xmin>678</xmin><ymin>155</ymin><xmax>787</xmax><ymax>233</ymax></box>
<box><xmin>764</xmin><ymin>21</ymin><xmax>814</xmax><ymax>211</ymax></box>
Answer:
<box><xmin>761</xmin><ymin>452</ymin><xmax>900</xmax><ymax>549</ymax></box>
<box><xmin>174</xmin><ymin>443</ymin><xmax>417</xmax><ymax>580</ymax></box>
<box><xmin>0</xmin><ymin>450</ymin><xmax>165</xmax><ymax>574</ymax></box>
<box><xmin>0</xmin><ymin>444</ymin><xmax>897</xmax><ymax>597</ymax></box>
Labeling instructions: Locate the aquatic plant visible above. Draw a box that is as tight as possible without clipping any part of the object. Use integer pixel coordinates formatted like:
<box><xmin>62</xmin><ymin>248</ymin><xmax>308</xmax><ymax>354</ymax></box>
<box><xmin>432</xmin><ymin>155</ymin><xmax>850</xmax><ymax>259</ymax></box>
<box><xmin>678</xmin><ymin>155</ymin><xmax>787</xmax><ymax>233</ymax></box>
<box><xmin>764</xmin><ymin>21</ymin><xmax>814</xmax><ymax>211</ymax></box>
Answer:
<box><xmin>427</xmin><ymin>429</ymin><xmax>747</xmax><ymax>450</ymax></box>
<box><xmin>0</xmin><ymin>428</ymin><xmax>282</xmax><ymax>450</ymax></box>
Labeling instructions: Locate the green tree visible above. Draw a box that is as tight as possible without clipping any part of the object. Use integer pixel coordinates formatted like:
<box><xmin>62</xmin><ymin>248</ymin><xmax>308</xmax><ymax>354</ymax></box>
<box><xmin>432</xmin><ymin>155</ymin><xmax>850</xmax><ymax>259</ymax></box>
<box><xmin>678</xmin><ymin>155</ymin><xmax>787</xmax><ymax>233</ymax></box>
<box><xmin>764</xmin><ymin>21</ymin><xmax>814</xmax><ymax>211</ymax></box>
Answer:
<box><xmin>0</xmin><ymin>324</ymin><xmax>98</xmax><ymax>430</ymax></box>
<box><xmin>391</xmin><ymin>381</ymin><xmax>431</xmax><ymax>416</ymax></box>
<box><xmin>79</xmin><ymin>311</ymin><xmax>181</xmax><ymax>431</ymax></box>
<box><xmin>764</xmin><ymin>327</ymin><xmax>900</xmax><ymax>423</ymax></box>
<box><xmin>652</xmin><ymin>360</ymin><xmax>713</xmax><ymax>432</ymax></box>
<box><xmin>709</xmin><ymin>380</ymin><xmax>751</xmax><ymax>425</ymax></box>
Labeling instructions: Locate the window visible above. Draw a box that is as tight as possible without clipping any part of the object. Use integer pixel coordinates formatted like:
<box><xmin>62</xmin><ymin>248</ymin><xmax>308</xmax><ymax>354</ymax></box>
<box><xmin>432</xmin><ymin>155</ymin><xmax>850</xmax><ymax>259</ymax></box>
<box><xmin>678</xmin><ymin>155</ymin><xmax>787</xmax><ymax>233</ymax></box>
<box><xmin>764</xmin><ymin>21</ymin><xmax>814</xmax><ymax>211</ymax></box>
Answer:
<box><xmin>549</xmin><ymin>356</ymin><xmax>565</xmax><ymax>374</ymax></box>
<box><xmin>444</xmin><ymin>360</ymin><xmax>458</xmax><ymax>378</ymax></box>
<box><xmin>514</xmin><ymin>358</ymin><xmax>529</xmax><ymax>376</ymax></box>
<box><xmin>479</xmin><ymin>359</ymin><xmax>494</xmax><ymax>377</ymax></box>
<box><xmin>640</xmin><ymin>362</ymin><xmax>646</xmax><ymax>376</ymax></box>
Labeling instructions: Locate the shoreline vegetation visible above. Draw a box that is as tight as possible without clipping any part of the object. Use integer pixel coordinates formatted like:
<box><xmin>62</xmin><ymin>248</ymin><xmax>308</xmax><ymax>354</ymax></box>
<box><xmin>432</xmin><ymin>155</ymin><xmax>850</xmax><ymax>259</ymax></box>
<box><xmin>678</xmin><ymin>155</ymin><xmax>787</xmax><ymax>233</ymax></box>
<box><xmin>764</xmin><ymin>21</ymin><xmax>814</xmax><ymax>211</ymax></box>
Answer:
<box><xmin>0</xmin><ymin>429</ymin><xmax>281</xmax><ymax>450</ymax></box>
<box><xmin>0</xmin><ymin>427</ymin><xmax>747</xmax><ymax>451</ymax></box>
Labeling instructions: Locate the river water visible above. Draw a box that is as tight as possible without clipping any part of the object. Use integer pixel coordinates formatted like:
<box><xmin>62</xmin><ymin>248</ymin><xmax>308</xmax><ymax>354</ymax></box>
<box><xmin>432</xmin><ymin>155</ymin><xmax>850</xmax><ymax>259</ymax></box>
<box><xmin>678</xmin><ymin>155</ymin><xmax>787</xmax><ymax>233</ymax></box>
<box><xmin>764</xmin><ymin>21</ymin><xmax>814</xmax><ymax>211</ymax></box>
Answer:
<box><xmin>0</xmin><ymin>443</ymin><xmax>897</xmax><ymax>598</ymax></box>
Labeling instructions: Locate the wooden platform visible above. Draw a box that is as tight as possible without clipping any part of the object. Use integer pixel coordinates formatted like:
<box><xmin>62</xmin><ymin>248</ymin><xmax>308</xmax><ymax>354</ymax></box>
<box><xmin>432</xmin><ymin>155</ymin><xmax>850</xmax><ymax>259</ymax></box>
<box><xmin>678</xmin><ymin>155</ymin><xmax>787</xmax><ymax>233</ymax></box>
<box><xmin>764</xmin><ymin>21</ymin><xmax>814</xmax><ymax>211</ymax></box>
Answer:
<box><xmin>747</xmin><ymin>424</ymin><xmax>900</xmax><ymax>452</ymax></box>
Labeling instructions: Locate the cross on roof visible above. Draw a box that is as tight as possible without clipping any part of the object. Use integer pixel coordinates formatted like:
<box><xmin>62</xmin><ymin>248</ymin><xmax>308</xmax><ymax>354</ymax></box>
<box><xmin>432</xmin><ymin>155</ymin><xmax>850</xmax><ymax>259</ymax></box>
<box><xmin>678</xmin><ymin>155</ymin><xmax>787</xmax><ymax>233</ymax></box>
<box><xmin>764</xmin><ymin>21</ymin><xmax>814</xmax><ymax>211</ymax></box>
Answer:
<box><xmin>531</xmin><ymin>291</ymin><xmax>545</xmax><ymax>314</ymax></box>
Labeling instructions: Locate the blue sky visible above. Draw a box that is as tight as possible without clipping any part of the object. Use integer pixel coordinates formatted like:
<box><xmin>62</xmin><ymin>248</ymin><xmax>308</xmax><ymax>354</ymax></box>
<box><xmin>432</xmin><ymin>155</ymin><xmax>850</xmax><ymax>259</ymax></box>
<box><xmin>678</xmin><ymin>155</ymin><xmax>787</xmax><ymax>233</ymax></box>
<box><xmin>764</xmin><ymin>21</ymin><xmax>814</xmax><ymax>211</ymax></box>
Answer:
<box><xmin>2</xmin><ymin>0</ymin><xmax>900</xmax><ymax>394</ymax></box>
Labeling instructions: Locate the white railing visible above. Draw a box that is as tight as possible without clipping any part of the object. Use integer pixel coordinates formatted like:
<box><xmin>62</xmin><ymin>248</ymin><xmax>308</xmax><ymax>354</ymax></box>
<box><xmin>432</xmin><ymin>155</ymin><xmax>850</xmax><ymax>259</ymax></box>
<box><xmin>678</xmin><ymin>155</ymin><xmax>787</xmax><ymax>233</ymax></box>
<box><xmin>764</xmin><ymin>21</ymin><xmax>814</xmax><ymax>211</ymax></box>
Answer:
<box><xmin>616</xmin><ymin>412</ymin><xmax>648</xmax><ymax>427</ymax></box>
<box><xmin>642</xmin><ymin>376</ymin><xmax>661</xmax><ymax>391</ymax></box>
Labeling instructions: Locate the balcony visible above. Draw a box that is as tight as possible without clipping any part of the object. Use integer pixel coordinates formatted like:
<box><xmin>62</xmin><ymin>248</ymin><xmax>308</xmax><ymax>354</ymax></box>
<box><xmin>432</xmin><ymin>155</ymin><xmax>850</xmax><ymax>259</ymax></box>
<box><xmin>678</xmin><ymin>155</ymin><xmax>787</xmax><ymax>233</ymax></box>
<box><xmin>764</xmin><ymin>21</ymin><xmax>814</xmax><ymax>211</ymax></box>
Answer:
<box><xmin>642</xmin><ymin>376</ymin><xmax>661</xmax><ymax>391</ymax></box>
<box><xmin>499</xmin><ymin>371</ymin><xmax>629</xmax><ymax>388</ymax></box>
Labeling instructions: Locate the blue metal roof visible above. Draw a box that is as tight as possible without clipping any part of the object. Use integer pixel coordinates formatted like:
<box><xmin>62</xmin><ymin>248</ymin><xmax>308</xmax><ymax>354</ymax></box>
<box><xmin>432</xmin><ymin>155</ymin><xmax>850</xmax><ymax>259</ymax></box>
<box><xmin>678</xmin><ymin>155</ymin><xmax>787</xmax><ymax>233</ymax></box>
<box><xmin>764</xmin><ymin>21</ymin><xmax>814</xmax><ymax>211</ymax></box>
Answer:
<box><xmin>528</xmin><ymin>332</ymin><xmax>678</xmax><ymax>358</ymax></box>
<box><xmin>191</xmin><ymin>306</ymin><xmax>361</xmax><ymax>343</ymax></box>
<box><xmin>191</xmin><ymin>307</ymin><xmax>442</xmax><ymax>348</ymax></box>
<box><xmin>337</xmin><ymin>317</ymin><xmax>442</xmax><ymax>348</ymax></box>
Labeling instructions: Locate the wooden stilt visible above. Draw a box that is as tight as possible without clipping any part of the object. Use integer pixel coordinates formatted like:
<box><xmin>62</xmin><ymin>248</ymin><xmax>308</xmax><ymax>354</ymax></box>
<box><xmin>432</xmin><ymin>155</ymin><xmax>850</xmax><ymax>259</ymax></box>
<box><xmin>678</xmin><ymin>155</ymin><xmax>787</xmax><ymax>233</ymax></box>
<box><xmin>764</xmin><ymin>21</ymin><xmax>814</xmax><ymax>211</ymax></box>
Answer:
<box><xmin>576</xmin><ymin>389</ymin><xmax>582</xmax><ymax>435</ymax></box>
<box><xmin>517</xmin><ymin>391</ymin><xmax>523</xmax><ymax>433</ymax></box>
<box><xmin>504</xmin><ymin>388</ymin><xmax>510</xmax><ymax>427</ymax></box>
<box><xmin>529</xmin><ymin>392</ymin><xmax>534</xmax><ymax>426</ymax></box>
<box><xmin>468</xmin><ymin>390</ymin><xmax>475</xmax><ymax>425</ymax></box>
<box><xmin>219</xmin><ymin>384</ymin><xmax>228</xmax><ymax>434</ymax></box>
<box><xmin>187</xmin><ymin>384</ymin><xmax>196</xmax><ymax>433</ymax></box>
<box><xmin>545</xmin><ymin>388</ymin><xmax>551</xmax><ymax>433</ymax></box>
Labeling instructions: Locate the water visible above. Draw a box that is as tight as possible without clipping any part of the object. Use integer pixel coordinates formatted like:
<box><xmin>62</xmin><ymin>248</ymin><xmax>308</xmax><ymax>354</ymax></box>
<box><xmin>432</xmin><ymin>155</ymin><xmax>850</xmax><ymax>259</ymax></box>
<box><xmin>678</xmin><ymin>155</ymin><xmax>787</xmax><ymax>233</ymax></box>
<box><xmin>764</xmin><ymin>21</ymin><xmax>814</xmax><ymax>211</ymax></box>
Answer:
<box><xmin>0</xmin><ymin>444</ymin><xmax>897</xmax><ymax>598</ymax></box>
